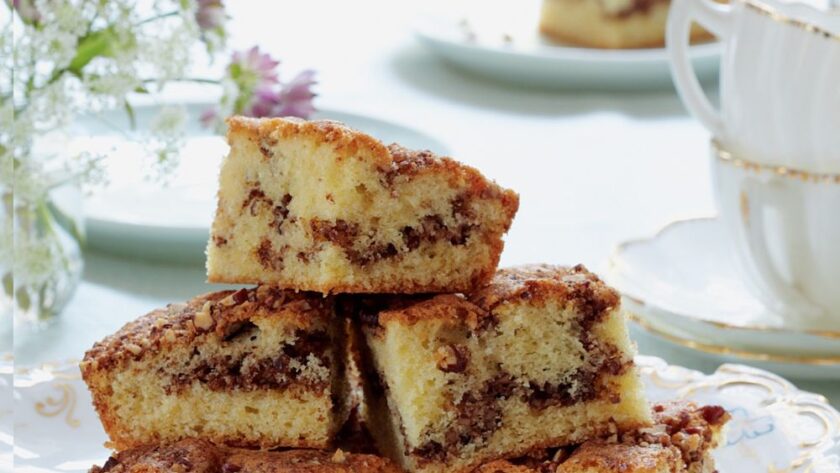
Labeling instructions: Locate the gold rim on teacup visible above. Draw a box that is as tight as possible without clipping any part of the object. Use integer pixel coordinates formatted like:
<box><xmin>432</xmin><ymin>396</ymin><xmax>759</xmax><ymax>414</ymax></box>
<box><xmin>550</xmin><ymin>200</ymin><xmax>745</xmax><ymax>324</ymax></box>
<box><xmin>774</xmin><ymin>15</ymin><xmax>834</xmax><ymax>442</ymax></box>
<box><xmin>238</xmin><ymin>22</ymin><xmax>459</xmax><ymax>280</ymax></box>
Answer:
<box><xmin>627</xmin><ymin>311</ymin><xmax>840</xmax><ymax>365</ymax></box>
<box><xmin>608</xmin><ymin>217</ymin><xmax>840</xmax><ymax>340</ymax></box>
<box><xmin>713</xmin><ymin>140</ymin><xmax>840</xmax><ymax>184</ymax></box>
<box><xmin>742</xmin><ymin>0</ymin><xmax>840</xmax><ymax>42</ymax></box>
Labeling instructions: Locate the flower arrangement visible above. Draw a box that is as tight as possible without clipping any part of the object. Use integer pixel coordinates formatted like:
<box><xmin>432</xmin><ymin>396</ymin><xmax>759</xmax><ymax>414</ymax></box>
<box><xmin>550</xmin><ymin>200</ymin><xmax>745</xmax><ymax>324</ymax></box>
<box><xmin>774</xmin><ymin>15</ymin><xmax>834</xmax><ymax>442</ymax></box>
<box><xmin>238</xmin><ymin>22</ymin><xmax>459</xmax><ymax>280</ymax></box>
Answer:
<box><xmin>1</xmin><ymin>0</ymin><xmax>317</xmax><ymax>325</ymax></box>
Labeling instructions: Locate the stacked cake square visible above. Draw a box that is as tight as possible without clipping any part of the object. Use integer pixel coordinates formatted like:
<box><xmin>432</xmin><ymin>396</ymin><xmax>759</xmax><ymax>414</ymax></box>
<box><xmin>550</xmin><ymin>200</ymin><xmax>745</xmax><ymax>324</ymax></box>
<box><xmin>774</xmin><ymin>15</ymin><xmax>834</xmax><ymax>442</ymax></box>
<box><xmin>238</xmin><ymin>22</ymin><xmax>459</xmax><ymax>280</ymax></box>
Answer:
<box><xmin>82</xmin><ymin>117</ymin><xmax>728</xmax><ymax>472</ymax></box>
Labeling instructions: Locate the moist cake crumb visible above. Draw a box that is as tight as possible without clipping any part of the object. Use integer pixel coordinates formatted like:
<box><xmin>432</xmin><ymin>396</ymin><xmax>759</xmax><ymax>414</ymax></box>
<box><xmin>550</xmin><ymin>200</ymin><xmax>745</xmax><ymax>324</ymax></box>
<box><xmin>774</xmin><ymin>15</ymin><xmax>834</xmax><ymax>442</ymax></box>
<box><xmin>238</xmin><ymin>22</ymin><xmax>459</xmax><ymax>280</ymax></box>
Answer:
<box><xmin>354</xmin><ymin>265</ymin><xmax>652</xmax><ymax>473</ymax></box>
<box><xmin>81</xmin><ymin>287</ymin><xmax>351</xmax><ymax>450</ymax></box>
<box><xmin>207</xmin><ymin>116</ymin><xmax>518</xmax><ymax>294</ymax></box>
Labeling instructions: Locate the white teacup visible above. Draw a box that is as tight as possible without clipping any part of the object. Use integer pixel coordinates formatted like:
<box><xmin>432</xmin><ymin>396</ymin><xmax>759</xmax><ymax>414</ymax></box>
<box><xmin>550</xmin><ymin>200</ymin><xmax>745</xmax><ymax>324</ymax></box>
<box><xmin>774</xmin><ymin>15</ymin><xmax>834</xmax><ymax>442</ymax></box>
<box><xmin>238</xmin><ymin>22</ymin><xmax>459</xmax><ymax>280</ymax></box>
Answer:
<box><xmin>668</xmin><ymin>0</ymin><xmax>840</xmax><ymax>172</ymax></box>
<box><xmin>711</xmin><ymin>141</ymin><xmax>840</xmax><ymax>327</ymax></box>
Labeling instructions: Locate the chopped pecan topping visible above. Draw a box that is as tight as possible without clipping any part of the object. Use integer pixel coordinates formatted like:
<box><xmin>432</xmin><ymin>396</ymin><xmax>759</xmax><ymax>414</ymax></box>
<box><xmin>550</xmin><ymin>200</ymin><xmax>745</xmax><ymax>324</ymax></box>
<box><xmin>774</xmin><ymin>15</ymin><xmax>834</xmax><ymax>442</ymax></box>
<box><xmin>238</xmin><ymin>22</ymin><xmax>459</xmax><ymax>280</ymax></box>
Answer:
<box><xmin>435</xmin><ymin>344</ymin><xmax>470</xmax><ymax>373</ymax></box>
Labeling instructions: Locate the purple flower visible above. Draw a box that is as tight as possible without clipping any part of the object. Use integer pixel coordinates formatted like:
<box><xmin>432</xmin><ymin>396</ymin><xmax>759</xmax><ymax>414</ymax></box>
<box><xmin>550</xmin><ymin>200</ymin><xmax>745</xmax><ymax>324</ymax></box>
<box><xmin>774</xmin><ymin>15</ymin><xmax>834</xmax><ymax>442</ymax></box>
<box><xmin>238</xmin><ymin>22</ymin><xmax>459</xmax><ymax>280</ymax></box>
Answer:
<box><xmin>246</xmin><ymin>85</ymin><xmax>280</xmax><ymax>118</ymax></box>
<box><xmin>274</xmin><ymin>70</ymin><xmax>317</xmax><ymax>118</ymax></box>
<box><xmin>200</xmin><ymin>108</ymin><xmax>218</xmax><ymax>128</ymax></box>
<box><xmin>229</xmin><ymin>46</ymin><xmax>279</xmax><ymax>86</ymax></box>
<box><xmin>202</xmin><ymin>46</ymin><xmax>317</xmax><ymax>129</ymax></box>
<box><xmin>9</xmin><ymin>0</ymin><xmax>40</xmax><ymax>23</ymax></box>
<box><xmin>195</xmin><ymin>0</ymin><xmax>225</xmax><ymax>32</ymax></box>
<box><xmin>242</xmin><ymin>71</ymin><xmax>317</xmax><ymax>119</ymax></box>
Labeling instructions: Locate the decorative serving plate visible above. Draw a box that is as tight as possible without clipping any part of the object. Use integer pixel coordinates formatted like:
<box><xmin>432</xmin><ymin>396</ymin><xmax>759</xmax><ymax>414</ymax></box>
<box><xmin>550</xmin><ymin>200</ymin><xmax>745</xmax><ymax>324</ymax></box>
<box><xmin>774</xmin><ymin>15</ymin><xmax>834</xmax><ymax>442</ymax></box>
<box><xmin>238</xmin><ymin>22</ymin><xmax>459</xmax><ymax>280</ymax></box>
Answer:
<box><xmin>4</xmin><ymin>355</ymin><xmax>839</xmax><ymax>472</ymax></box>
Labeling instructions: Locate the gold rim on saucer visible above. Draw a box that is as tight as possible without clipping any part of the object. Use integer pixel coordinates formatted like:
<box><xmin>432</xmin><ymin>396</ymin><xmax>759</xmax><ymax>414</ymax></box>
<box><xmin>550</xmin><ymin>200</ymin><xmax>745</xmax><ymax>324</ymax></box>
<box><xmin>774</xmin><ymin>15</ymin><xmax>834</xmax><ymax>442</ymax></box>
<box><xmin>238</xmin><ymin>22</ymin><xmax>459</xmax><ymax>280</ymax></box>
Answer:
<box><xmin>743</xmin><ymin>0</ymin><xmax>840</xmax><ymax>42</ymax></box>
<box><xmin>628</xmin><ymin>311</ymin><xmax>840</xmax><ymax>365</ymax></box>
<box><xmin>608</xmin><ymin>216</ymin><xmax>840</xmax><ymax>341</ymax></box>
<box><xmin>713</xmin><ymin>140</ymin><xmax>840</xmax><ymax>184</ymax></box>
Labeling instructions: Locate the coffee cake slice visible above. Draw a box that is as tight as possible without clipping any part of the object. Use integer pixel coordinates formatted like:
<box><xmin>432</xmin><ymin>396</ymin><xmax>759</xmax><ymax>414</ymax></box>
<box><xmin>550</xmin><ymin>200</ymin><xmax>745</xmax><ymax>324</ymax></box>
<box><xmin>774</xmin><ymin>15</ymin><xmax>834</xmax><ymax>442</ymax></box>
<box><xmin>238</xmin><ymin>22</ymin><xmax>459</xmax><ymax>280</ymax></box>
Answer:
<box><xmin>90</xmin><ymin>438</ymin><xmax>400</xmax><ymax>473</ymax></box>
<box><xmin>539</xmin><ymin>0</ymin><xmax>712</xmax><ymax>49</ymax></box>
<box><xmin>477</xmin><ymin>401</ymin><xmax>730</xmax><ymax>473</ymax></box>
<box><xmin>357</xmin><ymin>265</ymin><xmax>652</xmax><ymax>473</ymax></box>
<box><xmin>207</xmin><ymin>116</ymin><xmax>519</xmax><ymax>294</ymax></box>
<box><xmin>81</xmin><ymin>287</ymin><xmax>350</xmax><ymax>450</ymax></box>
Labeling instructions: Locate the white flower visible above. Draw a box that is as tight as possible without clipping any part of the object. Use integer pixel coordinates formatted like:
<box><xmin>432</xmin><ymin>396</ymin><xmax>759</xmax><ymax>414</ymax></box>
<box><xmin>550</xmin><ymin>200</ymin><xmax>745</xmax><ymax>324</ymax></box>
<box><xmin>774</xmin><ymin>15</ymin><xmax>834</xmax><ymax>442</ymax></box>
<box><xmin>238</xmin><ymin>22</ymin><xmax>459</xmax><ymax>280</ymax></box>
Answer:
<box><xmin>146</xmin><ymin>105</ymin><xmax>187</xmax><ymax>179</ymax></box>
<box><xmin>13</xmin><ymin>229</ymin><xmax>64</xmax><ymax>288</ymax></box>
<box><xmin>151</xmin><ymin>105</ymin><xmax>187</xmax><ymax>137</ymax></box>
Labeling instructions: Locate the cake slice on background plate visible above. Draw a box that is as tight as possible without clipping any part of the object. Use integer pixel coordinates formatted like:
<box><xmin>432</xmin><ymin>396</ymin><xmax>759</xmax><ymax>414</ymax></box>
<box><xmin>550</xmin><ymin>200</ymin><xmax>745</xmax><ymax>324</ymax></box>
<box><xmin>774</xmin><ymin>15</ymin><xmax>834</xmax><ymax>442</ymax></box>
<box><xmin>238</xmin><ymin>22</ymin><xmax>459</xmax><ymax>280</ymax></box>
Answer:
<box><xmin>355</xmin><ymin>265</ymin><xmax>652</xmax><ymax>473</ymax></box>
<box><xmin>81</xmin><ymin>286</ymin><xmax>351</xmax><ymax>450</ymax></box>
<box><xmin>539</xmin><ymin>0</ymin><xmax>712</xmax><ymax>49</ymax></box>
<box><xmin>207</xmin><ymin>116</ymin><xmax>518</xmax><ymax>294</ymax></box>
<box><xmin>477</xmin><ymin>401</ymin><xmax>730</xmax><ymax>473</ymax></box>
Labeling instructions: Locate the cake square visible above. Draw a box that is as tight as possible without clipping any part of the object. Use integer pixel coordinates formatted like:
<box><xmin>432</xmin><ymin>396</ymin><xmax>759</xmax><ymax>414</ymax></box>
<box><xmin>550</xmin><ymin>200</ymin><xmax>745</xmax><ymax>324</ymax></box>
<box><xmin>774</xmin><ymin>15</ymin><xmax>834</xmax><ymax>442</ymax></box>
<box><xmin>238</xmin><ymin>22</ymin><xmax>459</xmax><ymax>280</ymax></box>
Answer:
<box><xmin>207</xmin><ymin>116</ymin><xmax>518</xmax><ymax>294</ymax></box>
<box><xmin>81</xmin><ymin>286</ymin><xmax>350</xmax><ymax>450</ymax></box>
<box><xmin>90</xmin><ymin>438</ymin><xmax>401</xmax><ymax>473</ymax></box>
<box><xmin>356</xmin><ymin>265</ymin><xmax>652</xmax><ymax>473</ymax></box>
<box><xmin>477</xmin><ymin>401</ymin><xmax>730</xmax><ymax>473</ymax></box>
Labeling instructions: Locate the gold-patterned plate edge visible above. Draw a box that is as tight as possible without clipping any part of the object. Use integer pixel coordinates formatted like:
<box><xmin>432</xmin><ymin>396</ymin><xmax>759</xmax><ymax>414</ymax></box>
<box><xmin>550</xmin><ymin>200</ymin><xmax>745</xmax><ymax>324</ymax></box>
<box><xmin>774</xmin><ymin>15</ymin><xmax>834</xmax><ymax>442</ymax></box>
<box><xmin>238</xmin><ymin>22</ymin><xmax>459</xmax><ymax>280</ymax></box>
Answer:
<box><xmin>630</xmin><ymin>311</ymin><xmax>840</xmax><ymax>365</ymax></box>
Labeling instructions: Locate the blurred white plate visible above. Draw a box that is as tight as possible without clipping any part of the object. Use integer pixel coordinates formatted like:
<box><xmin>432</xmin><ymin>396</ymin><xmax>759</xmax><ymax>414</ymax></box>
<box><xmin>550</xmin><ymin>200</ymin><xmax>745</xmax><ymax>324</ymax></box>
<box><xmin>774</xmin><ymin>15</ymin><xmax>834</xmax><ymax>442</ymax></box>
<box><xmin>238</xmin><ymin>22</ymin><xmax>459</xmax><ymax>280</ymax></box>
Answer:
<box><xmin>607</xmin><ymin>217</ymin><xmax>840</xmax><ymax>380</ymax></box>
<box><xmin>8</xmin><ymin>355</ymin><xmax>840</xmax><ymax>472</ymax></box>
<box><xmin>71</xmin><ymin>104</ymin><xmax>450</xmax><ymax>263</ymax></box>
<box><xmin>413</xmin><ymin>2</ymin><xmax>720</xmax><ymax>90</ymax></box>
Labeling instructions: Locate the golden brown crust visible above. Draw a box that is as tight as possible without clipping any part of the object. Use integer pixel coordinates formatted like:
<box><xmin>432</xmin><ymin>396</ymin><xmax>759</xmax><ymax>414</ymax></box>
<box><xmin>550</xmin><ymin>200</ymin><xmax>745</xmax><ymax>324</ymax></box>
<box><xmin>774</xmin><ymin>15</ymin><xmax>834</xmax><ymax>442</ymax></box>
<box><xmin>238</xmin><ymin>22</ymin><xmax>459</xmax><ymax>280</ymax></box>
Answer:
<box><xmin>90</xmin><ymin>439</ymin><xmax>224</xmax><ymax>473</ymax></box>
<box><xmin>555</xmin><ymin>441</ymin><xmax>681</xmax><ymax>472</ymax></box>
<box><xmin>90</xmin><ymin>439</ymin><xmax>400</xmax><ymax>473</ymax></box>
<box><xmin>225</xmin><ymin>117</ymin><xmax>519</xmax><ymax>222</ymax></box>
<box><xmin>80</xmin><ymin>287</ymin><xmax>331</xmax><ymax>376</ymax></box>
<box><xmin>374</xmin><ymin>294</ymin><xmax>490</xmax><ymax>329</ymax></box>
<box><xmin>226</xmin><ymin>116</ymin><xmax>391</xmax><ymax>168</ymax></box>
<box><xmin>474</xmin><ymin>460</ymin><xmax>534</xmax><ymax>473</ymax></box>
<box><xmin>470</xmin><ymin>264</ymin><xmax>619</xmax><ymax>311</ymax></box>
<box><xmin>368</xmin><ymin>265</ymin><xmax>620</xmax><ymax>328</ymax></box>
<box><xmin>224</xmin><ymin>449</ymin><xmax>399</xmax><ymax>472</ymax></box>
<box><xmin>206</xmin><ymin>272</ymin><xmax>498</xmax><ymax>297</ymax></box>
<box><xmin>478</xmin><ymin>401</ymin><xmax>729</xmax><ymax>473</ymax></box>
<box><xmin>214</xmin><ymin>116</ymin><xmax>518</xmax><ymax>295</ymax></box>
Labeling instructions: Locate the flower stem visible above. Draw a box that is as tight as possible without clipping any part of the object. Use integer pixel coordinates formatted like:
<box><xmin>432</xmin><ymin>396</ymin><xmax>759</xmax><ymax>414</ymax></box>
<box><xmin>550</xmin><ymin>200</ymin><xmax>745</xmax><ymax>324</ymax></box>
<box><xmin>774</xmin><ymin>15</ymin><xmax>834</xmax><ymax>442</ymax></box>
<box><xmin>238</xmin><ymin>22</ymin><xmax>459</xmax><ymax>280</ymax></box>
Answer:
<box><xmin>143</xmin><ymin>77</ymin><xmax>221</xmax><ymax>85</ymax></box>
<box><xmin>135</xmin><ymin>11</ymin><xmax>179</xmax><ymax>26</ymax></box>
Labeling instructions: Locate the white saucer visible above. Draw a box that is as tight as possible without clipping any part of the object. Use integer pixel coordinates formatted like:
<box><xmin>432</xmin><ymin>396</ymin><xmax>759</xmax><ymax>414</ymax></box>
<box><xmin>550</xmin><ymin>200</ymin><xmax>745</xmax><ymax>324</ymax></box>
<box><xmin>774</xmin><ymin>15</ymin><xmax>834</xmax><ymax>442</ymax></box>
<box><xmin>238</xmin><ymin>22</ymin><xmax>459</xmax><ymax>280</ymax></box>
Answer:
<box><xmin>607</xmin><ymin>217</ymin><xmax>840</xmax><ymax>379</ymax></box>
<box><xmin>8</xmin><ymin>355</ymin><xmax>840</xmax><ymax>472</ymax></box>
<box><xmin>413</xmin><ymin>0</ymin><xmax>720</xmax><ymax>90</ymax></box>
<box><xmin>70</xmin><ymin>104</ymin><xmax>450</xmax><ymax>263</ymax></box>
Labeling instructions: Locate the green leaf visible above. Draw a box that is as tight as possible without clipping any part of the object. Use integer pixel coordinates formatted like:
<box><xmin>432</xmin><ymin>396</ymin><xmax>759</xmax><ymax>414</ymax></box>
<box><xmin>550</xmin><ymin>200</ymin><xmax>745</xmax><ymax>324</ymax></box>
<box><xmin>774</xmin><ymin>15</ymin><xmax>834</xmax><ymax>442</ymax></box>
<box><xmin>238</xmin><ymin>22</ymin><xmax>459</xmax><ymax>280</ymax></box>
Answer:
<box><xmin>68</xmin><ymin>27</ymin><xmax>124</xmax><ymax>75</ymax></box>
<box><xmin>2</xmin><ymin>273</ymin><xmax>12</xmax><ymax>299</ymax></box>
<box><xmin>124</xmin><ymin>99</ymin><xmax>136</xmax><ymax>129</ymax></box>
<box><xmin>45</xmin><ymin>199</ymin><xmax>85</xmax><ymax>247</ymax></box>
<box><xmin>16</xmin><ymin>286</ymin><xmax>30</xmax><ymax>312</ymax></box>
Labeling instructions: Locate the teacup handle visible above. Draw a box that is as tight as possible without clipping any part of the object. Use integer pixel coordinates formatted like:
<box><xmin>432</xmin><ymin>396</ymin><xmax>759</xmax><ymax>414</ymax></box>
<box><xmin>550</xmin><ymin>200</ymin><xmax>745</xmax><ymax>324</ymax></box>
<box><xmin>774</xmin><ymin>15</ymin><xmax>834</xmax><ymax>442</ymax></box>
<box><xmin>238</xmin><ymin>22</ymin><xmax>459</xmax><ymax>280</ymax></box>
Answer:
<box><xmin>739</xmin><ymin>178</ymin><xmax>824</xmax><ymax>318</ymax></box>
<box><xmin>667</xmin><ymin>0</ymin><xmax>731</xmax><ymax>137</ymax></box>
